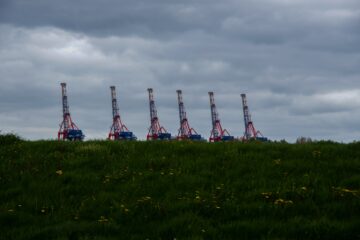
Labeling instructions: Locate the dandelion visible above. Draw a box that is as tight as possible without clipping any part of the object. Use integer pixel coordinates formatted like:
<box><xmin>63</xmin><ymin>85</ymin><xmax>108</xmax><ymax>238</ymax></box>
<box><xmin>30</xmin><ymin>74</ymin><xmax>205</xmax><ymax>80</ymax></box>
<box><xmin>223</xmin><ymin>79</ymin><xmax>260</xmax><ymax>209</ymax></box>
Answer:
<box><xmin>301</xmin><ymin>186</ymin><xmax>307</xmax><ymax>191</ymax></box>
<box><xmin>41</xmin><ymin>209</ymin><xmax>46</xmax><ymax>213</ymax></box>
<box><xmin>261</xmin><ymin>192</ymin><xmax>272</xmax><ymax>199</ymax></box>
<box><xmin>8</xmin><ymin>209</ymin><xmax>14</xmax><ymax>212</ymax></box>
<box><xmin>274</xmin><ymin>198</ymin><xmax>293</xmax><ymax>206</ymax></box>
<box><xmin>332</xmin><ymin>186</ymin><xmax>359</xmax><ymax>197</ymax></box>
<box><xmin>341</xmin><ymin>188</ymin><xmax>357</xmax><ymax>193</ymax></box>
<box><xmin>103</xmin><ymin>175</ymin><xmax>111</xmax><ymax>183</ymax></box>
<box><xmin>55</xmin><ymin>170</ymin><xmax>63</xmax><ymax>175</ymax></box>
<box><xmin>98</xmin><ymin>216</ymin><xmax>108</xmax><ymax>223</ymax></box>
<box><xmin>312</xmin><ymin>150</ymin><xmax>321</xmax><ymax>158</ymax></box>
<box><xmin>273</xmin><ymin>159</ymin><xmax>281</xmax><ymax>165</ymax></box>
<box><xmin>137</xmin><ymin>196</ymin><xmax>152</xmax><ymax>202</ymax></box>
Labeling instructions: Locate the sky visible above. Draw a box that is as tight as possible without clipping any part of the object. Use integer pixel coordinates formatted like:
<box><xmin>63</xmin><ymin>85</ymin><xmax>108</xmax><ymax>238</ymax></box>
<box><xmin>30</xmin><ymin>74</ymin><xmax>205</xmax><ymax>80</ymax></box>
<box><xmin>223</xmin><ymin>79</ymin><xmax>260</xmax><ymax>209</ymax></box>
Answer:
<box><xmin>0</xmin><ymin>0</ymin><xmax>359</xmax><ymax>142</ymax></box>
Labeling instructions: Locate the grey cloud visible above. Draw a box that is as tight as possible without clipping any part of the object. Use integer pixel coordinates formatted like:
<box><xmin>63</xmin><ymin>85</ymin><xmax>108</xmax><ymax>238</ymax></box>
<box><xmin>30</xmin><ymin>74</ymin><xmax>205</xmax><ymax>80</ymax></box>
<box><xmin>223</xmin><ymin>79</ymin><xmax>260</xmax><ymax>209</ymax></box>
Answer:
<box><xmin>0</xmin><ymin>1</ymin><xmax>360</xmax><ymax>142</ymax></box>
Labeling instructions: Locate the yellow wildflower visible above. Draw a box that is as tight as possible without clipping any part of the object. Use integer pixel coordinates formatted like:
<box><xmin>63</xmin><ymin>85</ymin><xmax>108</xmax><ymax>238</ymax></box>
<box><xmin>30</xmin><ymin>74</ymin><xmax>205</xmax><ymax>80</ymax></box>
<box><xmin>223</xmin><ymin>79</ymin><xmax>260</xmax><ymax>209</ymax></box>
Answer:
<box><xmin>273</xmin><ymin>159</ymin><xmax>281</xmax><ymax>165</ymax></box>
<box><xmin>261</xmin><ymin>192</ymin><xmax>272</xmax><ymax>199</ymax></box>
<box><xmin>312</xmin><ymin>150</ymin><xmax>321</xmax><ymax>157</ymax></box>
<box><xmin>274</xmin><ymin>198</ymin><xmax>293</xmax><ymax>206</ymax></box>
<box><xmin>98</xmin><ymin>216</ymin><xmax>108</xmax><ymax>223</ymax></box>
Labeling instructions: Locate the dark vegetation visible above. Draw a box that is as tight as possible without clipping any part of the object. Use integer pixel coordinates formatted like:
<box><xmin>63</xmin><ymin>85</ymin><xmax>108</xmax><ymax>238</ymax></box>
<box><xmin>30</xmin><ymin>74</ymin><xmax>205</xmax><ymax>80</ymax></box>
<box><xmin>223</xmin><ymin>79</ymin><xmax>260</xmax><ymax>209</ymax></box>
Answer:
<box><xmin>0</xmin><ymin>136</ymin><xmax>359</xmax><ymax>239</ymax></box>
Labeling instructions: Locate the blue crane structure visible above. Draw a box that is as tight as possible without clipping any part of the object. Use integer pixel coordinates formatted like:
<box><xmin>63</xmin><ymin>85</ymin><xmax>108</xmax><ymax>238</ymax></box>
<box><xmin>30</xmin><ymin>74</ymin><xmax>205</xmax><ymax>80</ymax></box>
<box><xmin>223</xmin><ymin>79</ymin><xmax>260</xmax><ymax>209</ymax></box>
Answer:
<box><xmin>241</xmin><ymin>93</ymin><xmax>267</xmax><ymax>141</ymax></box>
<box><xmin>176</xmin><ymin>90</ymin><xmax>202</xmax><ymax>140</ymax></box>
<box><xmin>146</xmin><ymin>88</ymin><xmax>171</xmax><ymax>140</ymax></box>
<box><xmin>208</xmin><ymin>91</ymin><xmax>234</xmax><ymax>142</ymax></box>
<box><xmin>108</xmin><ymin>86</ymin><xmax>136</xmax><ymax>140</ymax></box>
<box><xmin>58</xmin><ymin>83</ymin><xmax>84</xmax><ymax>141</ymax></box>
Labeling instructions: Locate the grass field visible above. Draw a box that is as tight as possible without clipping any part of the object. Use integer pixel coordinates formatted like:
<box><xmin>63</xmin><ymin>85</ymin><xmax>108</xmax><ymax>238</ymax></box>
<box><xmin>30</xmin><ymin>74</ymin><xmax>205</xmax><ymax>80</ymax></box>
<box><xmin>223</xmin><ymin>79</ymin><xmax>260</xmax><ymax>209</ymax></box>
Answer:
<box><xmin>0</xmin><ymin>135</ymin><xmax>359</xmax><ymax>239</ymax></box>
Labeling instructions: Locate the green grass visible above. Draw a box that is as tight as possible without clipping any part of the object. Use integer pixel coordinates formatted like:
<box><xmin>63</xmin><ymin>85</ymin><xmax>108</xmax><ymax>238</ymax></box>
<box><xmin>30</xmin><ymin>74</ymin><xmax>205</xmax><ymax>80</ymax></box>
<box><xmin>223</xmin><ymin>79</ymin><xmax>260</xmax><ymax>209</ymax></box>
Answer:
<box><xmin>0</xmin><ymin>138</ymin><xmax>359</xmax><ymax>239</ymax></box>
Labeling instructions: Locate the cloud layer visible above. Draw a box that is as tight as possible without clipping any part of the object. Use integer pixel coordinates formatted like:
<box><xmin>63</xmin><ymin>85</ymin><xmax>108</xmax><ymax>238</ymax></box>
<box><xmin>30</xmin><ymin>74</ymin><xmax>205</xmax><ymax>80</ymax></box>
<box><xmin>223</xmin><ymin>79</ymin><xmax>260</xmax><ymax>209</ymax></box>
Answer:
<box><xmin>0</xmin><ymin>0</ymin><xmax>359</xmax><ymax>141</ymax></box>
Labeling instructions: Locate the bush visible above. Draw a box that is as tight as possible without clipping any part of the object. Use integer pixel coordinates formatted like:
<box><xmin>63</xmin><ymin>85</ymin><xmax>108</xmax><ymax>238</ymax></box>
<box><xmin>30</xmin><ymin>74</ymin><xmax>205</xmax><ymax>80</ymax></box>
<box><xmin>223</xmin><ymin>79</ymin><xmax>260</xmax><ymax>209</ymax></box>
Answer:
<box><xmin>0</xmin><ymin>132</ymin><xmax>22</xmax><ymax>145</ymax></box>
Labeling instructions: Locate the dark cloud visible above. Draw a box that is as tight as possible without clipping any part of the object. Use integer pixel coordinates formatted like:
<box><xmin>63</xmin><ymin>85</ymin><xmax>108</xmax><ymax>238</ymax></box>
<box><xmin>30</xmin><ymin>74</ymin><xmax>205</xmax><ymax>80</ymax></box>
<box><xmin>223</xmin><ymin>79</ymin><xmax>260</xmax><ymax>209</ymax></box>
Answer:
<box><xmin>0</xmin><ymin>0</ymin><xmax>359</xmax><ymax>141</ymax></box>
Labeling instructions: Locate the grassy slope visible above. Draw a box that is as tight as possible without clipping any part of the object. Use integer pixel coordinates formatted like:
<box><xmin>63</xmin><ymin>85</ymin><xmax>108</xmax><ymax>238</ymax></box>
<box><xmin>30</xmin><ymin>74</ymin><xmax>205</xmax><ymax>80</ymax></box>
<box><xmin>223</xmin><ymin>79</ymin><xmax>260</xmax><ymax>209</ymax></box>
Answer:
<box><xmin>0</xmin><ymin>139</ymin><xmax>359</xmax><ymax>239</ymax></box>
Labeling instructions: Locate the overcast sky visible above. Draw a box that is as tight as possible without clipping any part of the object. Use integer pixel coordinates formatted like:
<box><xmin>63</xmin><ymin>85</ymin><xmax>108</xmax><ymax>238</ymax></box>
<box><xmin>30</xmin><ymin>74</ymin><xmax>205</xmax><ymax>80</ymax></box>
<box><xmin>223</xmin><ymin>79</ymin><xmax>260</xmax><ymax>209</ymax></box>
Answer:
<box><xmin>0</xmin><ymin>0</ymin><xmax>359</xmax><ymax>142</ymax></box>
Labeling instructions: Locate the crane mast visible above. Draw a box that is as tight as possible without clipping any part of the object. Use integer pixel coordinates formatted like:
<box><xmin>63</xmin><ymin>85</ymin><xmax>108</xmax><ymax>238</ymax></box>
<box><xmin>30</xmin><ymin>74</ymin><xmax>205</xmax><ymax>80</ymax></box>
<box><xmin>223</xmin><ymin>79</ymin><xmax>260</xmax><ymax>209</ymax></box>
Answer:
<box><xmin>61</xmin><ymin>83</ymin><xmax>70</xmax><ymax>130</ymax></box>
<box><xmin>111</xmin><ymin>86</ymin><xmax>119</xmax><ymax>119</ymax></box>
<box><xmin>209</xmin><ymin>92</ymin><xmax>220</xmax><ymax>139</ymax></box>
<box><xmin>241</xmin><ymin>93</ymin><xmax>252</xmax><ymax>140</ymax></box>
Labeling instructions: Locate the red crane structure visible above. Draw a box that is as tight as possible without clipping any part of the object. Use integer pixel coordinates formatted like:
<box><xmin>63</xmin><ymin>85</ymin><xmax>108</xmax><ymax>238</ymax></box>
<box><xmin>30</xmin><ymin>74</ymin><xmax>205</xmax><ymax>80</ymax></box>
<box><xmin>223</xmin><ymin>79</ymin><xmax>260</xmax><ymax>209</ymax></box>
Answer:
<box><xmin>241</xmin><ymin>93</ymin><xmax>267</xmax><ymax>141</ymax></box>
<box><xmin>146</xmin><ymin>88</ymin><xmax>171</xmax><ymax>140</ymax></box>
<box><xmin>208</xmin><ymin>92</ymin><xmax>234</xmax><ymax>142</ymax></box>
<box><xmin>176</xmin><ymin>90</ymin><xmax>202</xmax><ymax>140</ymax></box>
<box><xmin>58</xmin><ymin>83</ymin><xmax>84</xmax><ymax>141</ymax></box>
<box><xmin>108</xmin><ymin>86</ymin><xmax>136</xmax><ymax>140</ymax></box>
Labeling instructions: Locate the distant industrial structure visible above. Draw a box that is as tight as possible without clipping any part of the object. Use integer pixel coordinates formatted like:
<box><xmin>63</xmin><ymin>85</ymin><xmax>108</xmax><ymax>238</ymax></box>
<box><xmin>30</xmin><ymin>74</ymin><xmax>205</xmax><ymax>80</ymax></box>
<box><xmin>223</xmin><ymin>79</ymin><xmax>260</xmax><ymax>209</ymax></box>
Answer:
<box><xmin>241</xmin><ymin>93</ymin><xmax>267</xmax><ymax>141</ymax></box>
<box><xmin>108</xmin><ymin>86</ymin><xmax>136</xmax><ymax>140</ymax></box>
<box><xmin>146</xmin><ymin>88</ymin><xmax>171</xmax><ymax>140</ymax></box>
<box><xmin>57</xmin><ymin>83</ymin><xmax>268</xmax><ymax>142</ymax></box>
<box><xmin>58</xmin><ymin>83</ymin><xmax>84</xmax><ymax>141</ymax></box>
<box><xmin>208</xmin><ymin>92</ymin><xmax>234</xmax><ymax>142</ymax></box>
<box><xmin>176</xmin><ymin>90</ymin><xmax>202</xmax><ymax>140</ymax></box>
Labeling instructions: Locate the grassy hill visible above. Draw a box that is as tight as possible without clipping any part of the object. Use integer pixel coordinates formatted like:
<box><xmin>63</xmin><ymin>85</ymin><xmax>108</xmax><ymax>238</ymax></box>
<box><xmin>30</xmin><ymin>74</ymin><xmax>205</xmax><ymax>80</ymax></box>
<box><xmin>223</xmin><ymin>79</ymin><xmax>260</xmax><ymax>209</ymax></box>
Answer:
<box><xmin>1</xmin><ymin>136</ymin><xmax>359</xmax><ymax>239</ymax></box>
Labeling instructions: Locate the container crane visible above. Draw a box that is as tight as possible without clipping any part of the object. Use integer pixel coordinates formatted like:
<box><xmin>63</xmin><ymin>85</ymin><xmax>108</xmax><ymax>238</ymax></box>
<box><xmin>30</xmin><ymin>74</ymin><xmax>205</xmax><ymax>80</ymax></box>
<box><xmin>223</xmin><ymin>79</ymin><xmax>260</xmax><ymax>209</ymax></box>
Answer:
<box><xmin>58</xmin><ymin>83</ymin><xmax>84</xmax><ymax>141</ymax></box>
<box><xmin>176</xmin><ymin>90</ymin><xmax>202</xmax><ymax>140</ymax></box>
<box><xmin>146</xmin><ymin>88</ymin><xmax>171</xmax><ymax>140</ymax></box>
<box><xmin>241</xmin><ymin>93</ymin><xmax>267</xmax><ymax>141</ymax></box>
<box><xmin>208</xmin><ymin>92</ymin><xmax>234</xmax><ymax>142</ymax></box>
<box><xmin>108</xmin><ymin>86</ymin><xmax>136</xmax><ymax>140</ymax></box>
